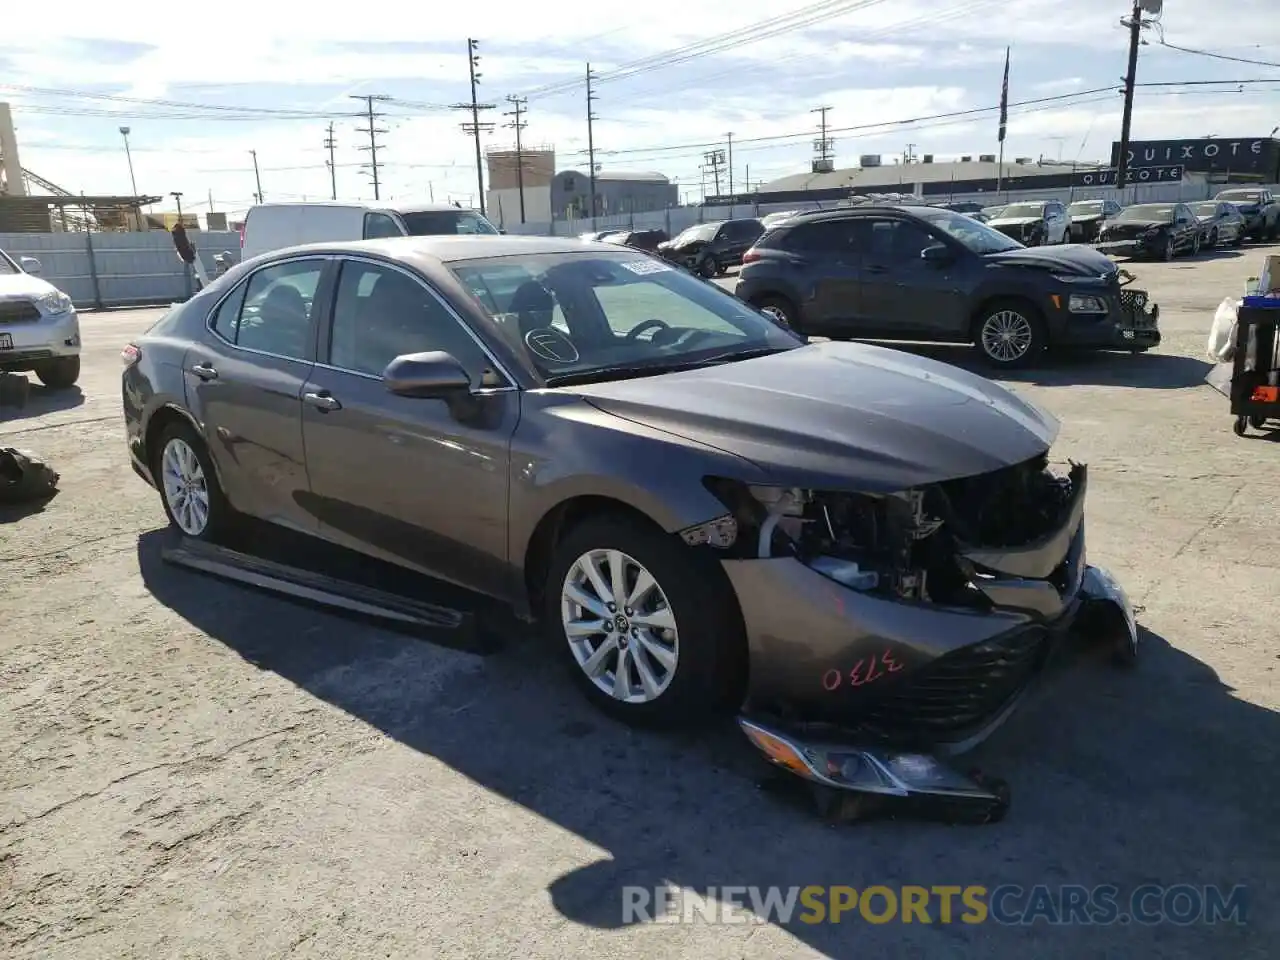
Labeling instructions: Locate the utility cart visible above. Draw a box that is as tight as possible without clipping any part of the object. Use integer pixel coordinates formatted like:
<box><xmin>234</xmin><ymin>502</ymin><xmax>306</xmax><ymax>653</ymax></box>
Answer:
<box><xmin>1229</xmin><ymin>295</ymin><xmax>1280</xmax><ymax>437</ymax></box>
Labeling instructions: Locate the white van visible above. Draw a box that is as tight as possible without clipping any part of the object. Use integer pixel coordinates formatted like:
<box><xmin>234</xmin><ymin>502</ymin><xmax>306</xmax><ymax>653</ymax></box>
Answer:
<box><xmin>239</xmin><ymin>201</ymin><xmax>500</xmax><ymax>260</ymax></box>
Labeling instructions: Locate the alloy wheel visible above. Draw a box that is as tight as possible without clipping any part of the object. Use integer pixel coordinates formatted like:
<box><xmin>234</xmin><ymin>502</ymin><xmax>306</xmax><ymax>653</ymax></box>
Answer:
<box><xmin>759</xmin><ymin>304</ymin><xmax>790</xmax><ymax>326</ymax></box>
<box><xmin>561</xmin><ymin>548</ymin><xmax>679</xmax><ymax>704</ymax></box>
<box><xmin>161</xmin><ymin>437</ymin><xmax>210</xmax><ymax>536</ymax></box>
<box><xmin>980</xmin><ymin>310</ymin><xmax>1034</xmax><ymax>364</ymax></box>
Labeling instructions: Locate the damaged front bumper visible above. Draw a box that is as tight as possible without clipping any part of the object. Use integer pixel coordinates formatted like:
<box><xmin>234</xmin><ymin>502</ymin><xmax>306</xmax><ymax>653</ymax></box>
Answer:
<box><xmin>707</xmin><ymin>460</ymin><xmax>1138</xmax><ymax>820</ymax></box>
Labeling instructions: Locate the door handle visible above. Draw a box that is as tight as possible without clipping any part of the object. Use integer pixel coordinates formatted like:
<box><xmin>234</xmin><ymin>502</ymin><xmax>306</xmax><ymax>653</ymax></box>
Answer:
<box><xmin>303</xmin><ymin>391</ymin><xmax>342</xmax><ymax>412</ymax></box>
<box><xmin>190</xmin><ymin>362</ymin><xmax>218</xmax><ymax>381</ymax></box>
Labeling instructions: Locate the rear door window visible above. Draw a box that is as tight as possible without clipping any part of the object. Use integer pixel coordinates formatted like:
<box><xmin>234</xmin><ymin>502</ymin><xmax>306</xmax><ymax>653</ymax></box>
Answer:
<box><xmin>779</xmin><ymin>220</ymin><xmax>857</xmax><ymax>257</ymax></box>
<box><xmin>231</xmin><ymin>259</ymin><xmax>326</xmax><ymax>359</ymax></box>
<box><xmin>363</xmin><ymin>213</ymin><xmax>404</xmax><ymax>239</ymax></box>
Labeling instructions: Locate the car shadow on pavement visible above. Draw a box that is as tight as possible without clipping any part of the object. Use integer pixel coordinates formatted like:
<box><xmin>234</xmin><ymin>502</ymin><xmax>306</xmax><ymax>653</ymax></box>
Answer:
<box><xmin>0</xmin><ymin>382</ymin><xmax>86</xmax><ymax>421</ymax></box>
<box><xmin>887</xmin><ymin>343</ymin><xmax>1213</xmax><ymax>390</ymax></box>
<box><xmin>135</xmin><ymin>528</ymin><xmax>1277</xmax><ymax>956</ymax></box>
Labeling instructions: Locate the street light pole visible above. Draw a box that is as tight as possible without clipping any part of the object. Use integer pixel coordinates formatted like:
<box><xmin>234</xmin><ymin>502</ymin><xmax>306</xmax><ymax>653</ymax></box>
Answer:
<box><xmin>119</xmin><ymin>126</ymin><xmax>138</xmax><ymax>196</ymax></box>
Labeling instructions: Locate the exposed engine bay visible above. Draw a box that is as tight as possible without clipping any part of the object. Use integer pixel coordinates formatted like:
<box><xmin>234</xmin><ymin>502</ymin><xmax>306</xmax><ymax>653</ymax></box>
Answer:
<box><xmin>707</xmin><ymin>454</ymin><xmax>1085</xmax><ymax>610</ymax></box>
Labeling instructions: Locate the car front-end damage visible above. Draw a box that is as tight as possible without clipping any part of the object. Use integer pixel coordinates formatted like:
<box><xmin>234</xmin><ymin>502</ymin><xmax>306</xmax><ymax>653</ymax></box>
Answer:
<box><xmin>686</xmin><ymin>452</ymin><xmax>1138</xmax><ymax>822</ymax></box>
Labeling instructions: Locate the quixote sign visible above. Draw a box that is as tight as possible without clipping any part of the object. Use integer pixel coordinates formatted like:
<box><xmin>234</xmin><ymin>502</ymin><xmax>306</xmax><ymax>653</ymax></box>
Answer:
<box><xmin>1077</xmin><ymin>165</ymin><xmax>1184</xmax><ymax>186</ymax></box>
<box><xmin>1110</xmin><ymin>138</ymin><xmax>1280</xmax><ymax>175</ymax></box>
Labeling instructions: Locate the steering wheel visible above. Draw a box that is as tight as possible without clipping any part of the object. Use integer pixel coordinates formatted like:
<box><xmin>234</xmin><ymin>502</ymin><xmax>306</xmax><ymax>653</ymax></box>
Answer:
<box><xmin>625</xmin><ymin>318</ymin><xmax>670</xmax><ymax>341</ymax></box>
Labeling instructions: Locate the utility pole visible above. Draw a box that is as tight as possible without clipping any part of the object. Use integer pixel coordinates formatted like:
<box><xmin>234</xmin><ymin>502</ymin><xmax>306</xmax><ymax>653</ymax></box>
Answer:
<box><xmin>451</xmin><ymin>40</ymin><xmax>496</xmax><ymax>215</ymax></box>
<box><xmin>352</xmin><ymin>94</ymin><xmax>390</xmax><ymax>200</ymax></box>
<box><xmin>586</xmin><ymin>63</ymin><xmax>600</xmax><ymax>228</ymax></box>
<box><xmin>703</xmin><ymin>150</ymin><xmax>725</xmax><ymax>196</ymax></box>
<box><xmin>811</xmin><ymin>105</ymin><xmax>834</xmax><ymax>171</ymax></box>
<box><xmin>1115</xmin><ymin>0</ymin><xmax>1151</xmax><ymax>191</ymax></box>
<box><xmin>504</xmin><ymin>95</ymin><xmax>528</xmax><ymax>223</ymax></box>
<box><xmin>207</xmin><ymin>188</ymin><xmax>214</xmax><ymax>212</ymax></box>
<box><xmin>726</xmin><ymin>132</ymin><xmax>734</xmax><ymax>196</ymax></box>
<box><xmin>250</xmin><ymin>149</ymin><xmax>263</xmax><ymax>203</ymax></box>
<box><xmin>905</xmin><ymin>143</ymin><xmax>917</xmax><ymax>164</ymax></box>
<box><xmin>324</xmin><ymin>121</ymin><xmax>338</xmax><ymax>200</ymax></box>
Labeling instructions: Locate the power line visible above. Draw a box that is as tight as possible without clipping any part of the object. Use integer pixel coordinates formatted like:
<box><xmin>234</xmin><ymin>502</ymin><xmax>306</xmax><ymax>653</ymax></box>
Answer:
<box><xmin>1156</xmin><ymin>39</ymin><xmax>1280</xmax><ymax>70</ymax></box>
<box><xmin>352</xmin><ymin>94</ymin><xmax>390</xmax><ymax>200</ymax></box>
<box><xmin>452</xmin><ymin>39</ymin><xmax>496</xmax><ymax>215</ymax></box>
<box><xmin>521</xmin><ymin>0</ymin><xmax>891</xmax><ymax>100</ymax></box>
<box><xmin>504</xmin><ymin>95</ymin><xmax>529</xmax><ymax>224</ymax></box>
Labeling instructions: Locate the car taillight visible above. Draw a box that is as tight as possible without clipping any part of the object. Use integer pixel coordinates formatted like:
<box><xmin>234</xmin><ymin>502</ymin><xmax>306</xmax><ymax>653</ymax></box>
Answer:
<box><xmin>239</xmin><ymin>222</ymin><xmax>245</xmax><ymax>247</ymax></box>
<box><xmin>742</xmin><ymin>248</ymin><xmax>762</xmax><ymax>264</ymax></box>
<box><xmin>122</xmin><ymin>344</ymin><xmax>141</xmax><ymax>367</ymax></box>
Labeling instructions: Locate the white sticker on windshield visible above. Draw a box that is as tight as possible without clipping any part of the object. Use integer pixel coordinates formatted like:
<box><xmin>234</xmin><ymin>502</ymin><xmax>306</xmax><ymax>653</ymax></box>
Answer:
<box><xmin>619</xmin><ymin>258</ymin><xmax>674</xmax><ymax>276</ymax></box>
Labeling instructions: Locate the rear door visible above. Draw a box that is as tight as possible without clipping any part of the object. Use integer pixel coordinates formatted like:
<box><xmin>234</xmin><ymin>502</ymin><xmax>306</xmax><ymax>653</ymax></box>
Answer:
<box><xmin>773</xmin><ymin>219</ymin><xmax>863</xmax><ymax>330</ymax></box>
<box><xmin>855</xmin><ymin>216</ymin><xmax>969</xmax><ymax>338</ymax></box>
<box><xmin>298</xmin><ymin>256</ymin><xmax>520</xmax><ymax>598</ymax></box>
<box><xmin>183</xmin><ymin>255</ymin><xmax>332</xmax><ymax>532</ymax></box>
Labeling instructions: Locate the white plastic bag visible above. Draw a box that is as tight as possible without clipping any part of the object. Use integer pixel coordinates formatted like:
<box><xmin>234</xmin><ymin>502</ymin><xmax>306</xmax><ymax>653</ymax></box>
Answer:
<box><xmin>1207</xmin><ymin>297</ymin><xmax>1238</xmax><ymax>363</ymax></box>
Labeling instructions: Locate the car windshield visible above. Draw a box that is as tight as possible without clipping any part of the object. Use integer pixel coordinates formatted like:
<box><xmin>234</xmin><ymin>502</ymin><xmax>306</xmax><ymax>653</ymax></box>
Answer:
<box><xmin>673</xmin><ymin>223</ymin><xmax>718</xmax><ymax>244</ymax></box>
<box><xmin>1191</xmin><ymin>202</ymin><xmax>1218</xmax><ymax>216</ymax></box>
<box><xmin>450</xmin><ymin>250</ymin><xmax>802</xmax><ymax>385</ymax></box>
<box><xmin>401</xmin><ymin>210</ymin><xmax>500</xmax><ymax>236</ymax></box>
<box><xmin>998</xmin><ymin>203</ymin><xmax>1047</xmax><ymax>218</ymax></box>
<box><xmin>1068</xmin><ymin>201</ymin><xmax>1104</xmax><ymax>215</ymax></box>
<box><xmin>1116</xmin><ymin>204</ymin><xmax>1174</xmax><ymax>222</ymax></box>
<box><xmin>915</xmin><ymin>208</ymin><xmax>1023</xmax><ymax>254</ymax></box>
<box><xmin>1218</xmin><ymin>191</ymin><xmax>1260</xmax><ymax>202</ymax></box>
<box><xmin>0</xmin><ymin>250</ymin><xmax>19</xmax><ymax>275</ymax></box>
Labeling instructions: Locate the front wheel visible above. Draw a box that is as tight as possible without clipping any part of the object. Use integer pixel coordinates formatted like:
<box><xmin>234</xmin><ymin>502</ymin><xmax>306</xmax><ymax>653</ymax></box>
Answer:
<box><xmin>1161</xmin><ymin>236</ymin><xmax>1176</xmax><ymax>261</ymax></box>
<box><xmin>974</xmin><ymin>301</ymin><xmax>1047</xmax><ymax>369</ymax></box>
<box><xmin>697</xmin><ymin>256</ymin><xmax>717</xmax><ymax>279</ymax></box>
<box><xmin>33</xmin><ymin>356</ymin><xmax>80</xmax><ymax>389</ymax></box>
<box><xmin>154</xmin><ymin>422</ymin><xmax>234</xmax><ymax>542</ymax></box>
<box><xmin>544</xmin><ymin>514</ymin><xmax>745</xmax><ymax>727</ymax></box>
<box><xmin>1209</xmin><ymin>229</ymin><xmax>1219</xmax><ymax>249</ymax></box>
<box><xmin>1192</xmin><ymin>233</ymin><xmax>1201</xmax><ymax>256</ymax></box>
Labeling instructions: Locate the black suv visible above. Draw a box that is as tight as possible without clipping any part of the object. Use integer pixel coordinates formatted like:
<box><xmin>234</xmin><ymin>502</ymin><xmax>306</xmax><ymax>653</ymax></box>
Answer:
<box><xmin>734</xmin><ymin>206</ymin><xmax>1160</xmax><ymax>368</ymax></box>
<box><xmin>657</xmin><ymin>218</ymin><xmax>764</xmax><ymax>277</ymax></box>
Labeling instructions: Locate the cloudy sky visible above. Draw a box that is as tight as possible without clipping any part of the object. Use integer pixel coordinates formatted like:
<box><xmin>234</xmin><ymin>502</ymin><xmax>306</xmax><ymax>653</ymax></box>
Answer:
<box><xmin>2</xmin><ymin>0</ymin><xmax>1279</xmax><ymax>219</ymax></box>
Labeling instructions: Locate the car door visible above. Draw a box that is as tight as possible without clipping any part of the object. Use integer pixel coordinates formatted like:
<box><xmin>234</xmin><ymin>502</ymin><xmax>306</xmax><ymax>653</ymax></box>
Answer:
<box><xmin>298</xmin><ymin>256</ymin><xmax>520</xmax><ymax>599</ymax></box>
<box><xmin>183</xmin><ymin>255</ymin><xmax>332</xmax><ymax>533</ymax></box>
<box><xmin>854</xmin><ymin>216</ymin><xmax>969</xmax><ymax>337</ymax></box>
<box><xmin>1046</xmin><ymin>202</ymin><xmax>1068</xmax><ymax>243</ymax></box>
<box><xmin>775</xmin><ymin>219</ymin><xmax>863</xmax><ymax>330</ymax></box>
<box><xmin>1173</xmin><ymin>205</ymin><xmax>1198</xmax><ymax>251</ymax></box>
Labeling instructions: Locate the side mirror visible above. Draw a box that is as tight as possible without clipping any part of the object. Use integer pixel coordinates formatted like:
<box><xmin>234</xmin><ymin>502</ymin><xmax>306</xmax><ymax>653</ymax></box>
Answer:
<box><xmin>383</xmin><ymin>351</ymin><xmax>472</xmax><ymax>398</ymax></box>
<box><xmin>20</xmin><ymin>256</ymin><xmax>41</xmax><ymax>275</ymax></box>
<box><xmin>921</xmin><ymin>244</ymin><xmax>952</xmax><ymax>264</ymax></box>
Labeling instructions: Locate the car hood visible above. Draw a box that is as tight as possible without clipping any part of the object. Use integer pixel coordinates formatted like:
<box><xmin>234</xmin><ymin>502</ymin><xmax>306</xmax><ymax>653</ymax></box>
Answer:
<box><xmin>981</xmin><ymin>244</ymin><xmax>1117</xmax><ymax>277</ymax></box>
<box><xmin>988</xmin><ymin>216</ymin><xmax>1044</xmax><ymax>227</ymax></box>
<box><xmin>1105</xmin><ymin>219</ymin><xmax>1169</xmax><ymax>230</ymax></box>
<box><xmin>1069</xmin><ymin>213</ymin><xmax>1104</xmax><ymax>222</ymax></box>
<box><xmin>0</xmin><ymin>272</ymin><xmax>56</xmax><ymax>300</ymax></box>
<box><xmin>570</xmin><ymin>341</ymin><xmax>1059</xmax><ymax>492</ymax></box>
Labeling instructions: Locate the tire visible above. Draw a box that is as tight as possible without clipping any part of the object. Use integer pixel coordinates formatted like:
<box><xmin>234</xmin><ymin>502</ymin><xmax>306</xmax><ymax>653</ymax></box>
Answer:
<box><xmin>1192</xmin><ymin>233</ymin><xmax>1201</xmax><ymax>256</ymax></box>
<box><xmin>753</xmin><ymin>295</ymin><xmax>798</xmax><ymax>330</ymax></box>
<box><xmin>543</xmin><ymin>513</ymin><xmax>745</xmax><ymax>728</ymax></box>
<box><xmin>33</xmin><ymin>356</ymin><xmax>80</xmax><ymax>389</ymax></box>
<box><xmin>697</xmin><ymin>256</ymin><xmax>717</xmax><ymax>279</ymax></box>
<box><xmin>1209</xmin><ymin>229</ymin><xmax>1219</xmax><ymax>249</ymax></box>
<box><xmin>1162</xmin><ymin>236</ymin><xmax>1176</xmax><ymax>261</ymax></box>
<box><xmin>1233</xmin><ymin>231</ymin><xmax>1245</xmax><ymax>248</ymax></box>
<box><xmin>1233</xmin><ymin>416</ymin><xmax>1248</xmax><ymax>437</ymax></box>
<box><xmin>1249</xmin><ymin>414</ymin><xmax>1267</xmax><ymax>430</ymax></box>
<box><xmin>973</xmin><ymin>300</ymin><xmax>1047</xmax><ymax>369</ymax></box>
<box><xmin>152</xmin><ymin>420</ymin><xmax>234</xmax><ymax>542</ymax></box>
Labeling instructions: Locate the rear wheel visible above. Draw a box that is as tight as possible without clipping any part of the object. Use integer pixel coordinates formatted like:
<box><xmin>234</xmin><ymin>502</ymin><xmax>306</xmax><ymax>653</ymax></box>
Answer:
<box><xmin>753</xmin><ymin>295</ymin><xmax>798</xmax><ymax>330</ymax></box>
<box><xmin>153</xmin><ymin>421</ymin><xmax>234</xmax><ymax>542</ymax></box>
<box><xmin>544</xmin><ymin>514</ymin><xmax>745</xmax><ymax>727</ymax></box>
<box><xmin>33</xmin><ymin>356</ymin><xmax>80</xmax><ymax>389</ymax></box>
<box><xmin>973</xmin><ymin>300</ymin><xmax>1047</xmax><ymax>369</ymax></box>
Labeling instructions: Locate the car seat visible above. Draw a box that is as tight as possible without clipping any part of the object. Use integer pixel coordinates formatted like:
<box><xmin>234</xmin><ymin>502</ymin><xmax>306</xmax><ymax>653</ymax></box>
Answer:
<box><xmin>258</xmin><ymin>283</ymin><xmax>310</xmax><ymax>356</ymax></box>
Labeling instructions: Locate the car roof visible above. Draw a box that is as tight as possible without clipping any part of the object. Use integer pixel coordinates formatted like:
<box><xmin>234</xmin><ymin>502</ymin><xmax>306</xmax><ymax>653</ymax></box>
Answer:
<box><xmin>252</xmin><ymin>234</ymin><xmax>635</xmax><ymax>266</ymax></box>
<box><xmin>773</xmin><ymin>204</ymin><xmax>941</xmax><ymax>225</ymax></box>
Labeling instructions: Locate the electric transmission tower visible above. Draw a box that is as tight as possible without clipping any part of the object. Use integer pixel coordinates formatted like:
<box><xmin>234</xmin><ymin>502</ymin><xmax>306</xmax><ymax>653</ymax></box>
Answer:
<box><xmin>351</xmin><ymin>94</ymin><xmax>390</xmax><ymax>200</ymax></box>
<box><xmin>452</xmin><ymin>39</ymin><xmax>496</xmax><ymax>214</ymax></box>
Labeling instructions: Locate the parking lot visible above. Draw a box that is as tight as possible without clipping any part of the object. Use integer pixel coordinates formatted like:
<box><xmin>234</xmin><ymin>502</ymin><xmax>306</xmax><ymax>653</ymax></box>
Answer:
<box><xmin>2</xmin><ymin>246</ymin><xmax>1278</xmax><ymax>959</ymax></box>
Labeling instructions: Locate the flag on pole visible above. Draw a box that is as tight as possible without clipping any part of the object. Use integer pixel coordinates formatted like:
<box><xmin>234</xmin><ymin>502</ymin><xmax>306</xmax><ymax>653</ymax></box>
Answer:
<box><xmin>998</xmin><ymin>46</ymin><xmax>1010</xmax><ymax>143</ymax></box>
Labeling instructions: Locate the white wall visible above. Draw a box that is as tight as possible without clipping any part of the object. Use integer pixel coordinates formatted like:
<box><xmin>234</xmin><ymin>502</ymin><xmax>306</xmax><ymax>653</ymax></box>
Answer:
<box><xmin>486</xmin><ymin>186</ymin><xmax>551</xmax><ymax>229</ymax></box>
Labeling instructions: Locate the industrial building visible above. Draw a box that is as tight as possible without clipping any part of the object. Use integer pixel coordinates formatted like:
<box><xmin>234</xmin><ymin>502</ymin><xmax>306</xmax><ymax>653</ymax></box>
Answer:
<box><xmin>483</xmin><ymin>148</ymin><xmax>680</xmax><ymax>224</ymax></box>
<box><xmin>485</xmin><ymin>145</ymin><xmax>556</xmax><ymax>226</ymax></box>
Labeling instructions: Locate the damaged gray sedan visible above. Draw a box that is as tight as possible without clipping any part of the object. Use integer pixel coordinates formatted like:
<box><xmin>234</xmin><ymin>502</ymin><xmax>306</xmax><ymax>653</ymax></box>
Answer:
<box><xmin>122</xmin><ymin>235</ymin><xmax>1136</xmax><ymax>817</ymax></box>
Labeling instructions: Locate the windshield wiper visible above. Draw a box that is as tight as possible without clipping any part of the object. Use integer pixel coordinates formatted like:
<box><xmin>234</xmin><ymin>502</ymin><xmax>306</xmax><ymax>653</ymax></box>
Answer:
<box><xmin>542</xmin><ymin>346</ymin><xmax>793</xmax><ymax>388</ymax></box>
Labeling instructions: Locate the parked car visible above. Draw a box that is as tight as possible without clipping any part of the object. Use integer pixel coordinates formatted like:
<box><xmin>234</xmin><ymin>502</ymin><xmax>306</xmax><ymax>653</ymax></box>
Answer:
<box><xmin>985</xmin><ymin>200</ymin><xmax>1070</xmax><ymax>246</ymax></box>
<box><xmin>981</xmin><ymin>205</ymin><xmax>1007</xmax><ymax>220</ymax></box>
<box><xmin>579</xmin><ymin>229</ymin><xmax>625</xmax><ymax>242</ymax></box>
<box><xmin>734</xmin><ymin>206</ymin><xmax>1160</xmax><ymax>368</ymax></box>
<box><xmin>240</xmin><ymin>202</ymin><xmax>500</xmax><ymax>260</ymax></box>
<box><xmin>0</xmin><ymin>248</ymin><xmax>81</xmax><ymax>389</ymax></box>
<box><xmin>604</xmin><ymin>228</ymin><xmax>669</xmax><ymax>252</ymax></box>
<box><xmin>1213</xmin><ymin>187</ymin><xmax>1280</xmax><ymax>241</ymax></box>
<box><xmin>1096</xmin><ymin>202</ymin><xmax>1202</xmax><ymax>261</ymax></box>
<box><xmin>1188</xmin><ymin>201</ymin><xmax>1246</xmax><ymax>249</ymax></box>
<box><xmin>656</xmin><ymin>218</ymin><xmax>764</xmax><ymax>277</ymax></box>
<box><xmin>122</xmin><ymin>234</ymin><xmax>1134</xmax><ymax>740</ymax></box>
<box><xmin>1066</xmin><ymin>199</ymin><xmax>1122</xmax><ymax>243</ymax></box>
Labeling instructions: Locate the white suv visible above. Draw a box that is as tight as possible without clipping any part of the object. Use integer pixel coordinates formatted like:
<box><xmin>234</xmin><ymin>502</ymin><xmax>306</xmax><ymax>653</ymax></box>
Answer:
<box><xmin>0</xmin><ymin>249</ymin><xmax>81</xmax><ymax>389</ymax></box>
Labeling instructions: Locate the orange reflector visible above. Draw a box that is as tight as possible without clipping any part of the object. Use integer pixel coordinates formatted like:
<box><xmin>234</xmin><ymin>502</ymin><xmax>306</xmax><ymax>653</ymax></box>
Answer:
<box><xmin>1050</xmin><ymin>294</ymin><xmax>1061</xmax><ymax>309</ymax></box>
<box><xmin>1251</xmin><ymin>386</ymin><xmax>1279</xmax><ymax>403</ymax></box>
<box><xmin>741</xmin><ymin>724</ymin><xmax>816</xmax><ymax>780</ymax></box>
